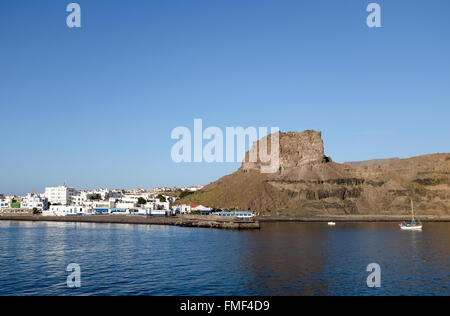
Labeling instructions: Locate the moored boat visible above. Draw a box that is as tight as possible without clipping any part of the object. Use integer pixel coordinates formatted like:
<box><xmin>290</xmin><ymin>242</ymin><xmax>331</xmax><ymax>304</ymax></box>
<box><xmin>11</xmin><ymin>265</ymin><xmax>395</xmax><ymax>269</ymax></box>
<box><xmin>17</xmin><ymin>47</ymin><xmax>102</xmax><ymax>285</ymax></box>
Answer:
<box><xmin>399</xmin><ymin>199</ymin><xmax>422</xmax><ymax>231</ymax></box>
<box><xmin>399</xmin><ymin>223</ymin><xmax>422</xmax><ymax>230</ymax></box>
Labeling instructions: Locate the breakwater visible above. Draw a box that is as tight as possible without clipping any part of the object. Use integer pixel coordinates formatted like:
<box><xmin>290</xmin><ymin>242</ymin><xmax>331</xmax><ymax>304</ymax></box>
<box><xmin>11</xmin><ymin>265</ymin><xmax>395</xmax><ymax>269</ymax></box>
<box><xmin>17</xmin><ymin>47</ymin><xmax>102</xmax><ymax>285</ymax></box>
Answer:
<box><xmin>0</xmin><ymin>214</ymin><xmax>260</xmax><ymax>230</ymax></box>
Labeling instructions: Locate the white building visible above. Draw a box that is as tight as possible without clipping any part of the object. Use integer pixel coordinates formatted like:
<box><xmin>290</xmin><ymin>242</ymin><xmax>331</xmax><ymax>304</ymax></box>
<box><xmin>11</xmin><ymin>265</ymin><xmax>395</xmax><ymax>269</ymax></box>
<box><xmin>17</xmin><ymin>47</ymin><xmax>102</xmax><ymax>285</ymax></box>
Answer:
<box><xmin>108</xmin><ymin>190</ymin><xmax>123</xmax><ymax>199</ymax></box>
<box><xmin>93</xmin><ymin>200</ymin><xmax>115</xmax><ymax>211</ymax></box>
<box><xmin>130</xmin><ymin>188</ymin><xmax>146</xmax><ymax>194</ymax></box>
<box><xmin>120</xmin><ymin>196</ymin><xmax>139</xmax><ymax>204</ymax></box>
<box><xmin>122</xmin><ymin>194</ymin><xmax>152</xmax><ymax>202</ymax></box>
<box><xmin>86</xmin><ymin>188</ymin><xmax>122</xmax><ymax>200</ymax></box>
<box><xmin>115</xmin><ymin>202</ymin><xmax>137</xmax><ymax>209</ymax></box>
<box><xmin>136</xmin><ymin>208</ymin><xmax>150</xmax><ymax>215</ymax></box>
<box><xmin>176</xmin><ymin>204</ymin><xmax>191</xmax><ymax>214</ymax></box>
<box><xmin>71</xmin><ymin>194</ymin><xmax>86</xmax><ymax>206</ymax></box>
<box><xmin>20</xmin><ymin>194</ymin><xmax>48</xmax><ymax>210</ymax></box>
<box><xmin>157</xmin><ymin>201</ymin><xmax>170</xmax><ymax>210</ymax></box>
<box><xmin>175</xmin><ymin>204</ymin><xmax>210</xmax><ymax>214</ymax></box>
<box><xmin>43</xmin><ymin>205</ymin><xmax>90</xmax><ymax>216</ymax></box>
<box><xmin>190</xmin><ymin>204</ymin><xmax>210</xmax><ymax>211</ymax></box>
<box><xmin>0</xmin><ymin>196</ymin><xmax>18</xmax><ymax>209</ymax></box>
<box><xmin>44</xmin><ymin>185</ymin><xmax>78</xmax><ymax>205</ymax></box>
<box><xmin>82</xmin><ymin>200</ymin><xmax>94</xmax><ymax>209</ymax></box>
<box><xmin>184</xmin><ymin>186</ymin><xmax>204</xmax><ymax>192</ymax></box>
<box><xmin>0</xmin><ymin>197</ymin><xmax>9</xmax><ymax>209</ymax></box>
<box><xmin>144</xmin><ymin>197</ymin><xmax>170</xmax><ymax>211</ymax></box>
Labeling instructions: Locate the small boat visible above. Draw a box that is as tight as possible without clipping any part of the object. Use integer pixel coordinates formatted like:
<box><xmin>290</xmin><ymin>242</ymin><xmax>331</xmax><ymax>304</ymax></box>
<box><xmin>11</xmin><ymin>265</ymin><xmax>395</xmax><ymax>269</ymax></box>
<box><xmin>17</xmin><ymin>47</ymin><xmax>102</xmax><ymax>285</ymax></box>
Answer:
<box><xmin>399</xmin><ymin>199</ymin><xmax>422</xmax><ymax>231</ymax></box>
<box><xmin>328</xmin><ymin>222</ymin><xmax>336</xmax><ymax>226</ymax></box>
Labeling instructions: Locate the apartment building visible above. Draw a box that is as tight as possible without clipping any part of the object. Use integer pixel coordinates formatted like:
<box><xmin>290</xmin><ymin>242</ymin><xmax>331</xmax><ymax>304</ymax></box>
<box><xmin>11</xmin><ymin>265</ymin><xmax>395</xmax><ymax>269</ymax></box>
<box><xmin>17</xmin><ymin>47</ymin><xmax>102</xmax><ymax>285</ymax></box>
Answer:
<box><xmin>44</xmin><ymin>185</ymin><xmax>78</xmax><ymax>205</ymax></box>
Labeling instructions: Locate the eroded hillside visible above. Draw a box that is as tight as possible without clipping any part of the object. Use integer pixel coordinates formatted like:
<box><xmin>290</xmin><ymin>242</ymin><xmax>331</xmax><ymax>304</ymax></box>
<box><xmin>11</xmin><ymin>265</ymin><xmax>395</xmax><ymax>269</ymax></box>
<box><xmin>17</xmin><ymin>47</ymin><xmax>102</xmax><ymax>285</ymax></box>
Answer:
<box><xmin>179</xmin><ymin>131</ymin><xmax>450</xmax><ymax>216</ymax></box>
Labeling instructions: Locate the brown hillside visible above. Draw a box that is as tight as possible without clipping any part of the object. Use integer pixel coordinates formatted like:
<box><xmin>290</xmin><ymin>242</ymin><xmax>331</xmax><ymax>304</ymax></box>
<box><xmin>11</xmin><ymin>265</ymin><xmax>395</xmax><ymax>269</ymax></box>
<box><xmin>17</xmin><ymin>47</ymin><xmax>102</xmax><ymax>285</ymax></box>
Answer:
<box><xmin>179</xmin><ymin>131</ymin><xmax>450</xmax><ymax>217</ymax></box>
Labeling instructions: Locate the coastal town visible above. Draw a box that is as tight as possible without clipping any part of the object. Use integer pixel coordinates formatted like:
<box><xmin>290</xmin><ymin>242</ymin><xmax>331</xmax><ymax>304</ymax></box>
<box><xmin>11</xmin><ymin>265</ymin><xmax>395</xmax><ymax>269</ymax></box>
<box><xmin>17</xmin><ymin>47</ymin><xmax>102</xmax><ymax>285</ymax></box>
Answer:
<box><xmin>0</xmin><ymin>184</ymin><xmax>255</xmax><ymax>220</ymax></box>
<box><xmin>0</xmin><ymin>184</ymin><xmax>196</xmax><ymax>215</ymax></box>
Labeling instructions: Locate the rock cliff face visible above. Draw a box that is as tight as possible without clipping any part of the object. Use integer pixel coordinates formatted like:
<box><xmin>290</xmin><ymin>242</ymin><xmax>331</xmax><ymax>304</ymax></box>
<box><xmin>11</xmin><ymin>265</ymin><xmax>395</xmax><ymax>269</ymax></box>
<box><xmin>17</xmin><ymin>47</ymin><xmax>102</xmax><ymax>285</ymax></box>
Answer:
<box><xmin>241</xmin><ymin>130</ymin><xmax>327</xmax><ymax>173</ymax></box>
<box><xmin>180</xmin><ymin>130</ymin><xmax>450</xmax><ymax>216</ymax></box>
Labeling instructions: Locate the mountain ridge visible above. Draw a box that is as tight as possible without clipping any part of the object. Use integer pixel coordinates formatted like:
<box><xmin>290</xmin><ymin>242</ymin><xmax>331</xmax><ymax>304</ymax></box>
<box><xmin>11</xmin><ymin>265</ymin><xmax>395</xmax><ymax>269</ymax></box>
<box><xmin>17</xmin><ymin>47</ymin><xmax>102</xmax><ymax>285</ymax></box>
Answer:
<box><xmin>178</xmin><ymin>130</ymin><xmax>450</xmax><ymax>216</ymax></box>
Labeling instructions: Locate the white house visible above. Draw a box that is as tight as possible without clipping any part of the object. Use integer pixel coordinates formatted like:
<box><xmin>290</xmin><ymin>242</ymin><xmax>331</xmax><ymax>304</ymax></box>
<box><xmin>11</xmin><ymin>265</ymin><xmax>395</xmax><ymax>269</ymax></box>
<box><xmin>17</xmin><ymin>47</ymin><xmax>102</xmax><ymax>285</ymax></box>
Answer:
<box><xmin>71</xmin><ymin>194</ymin><xmax>86</xmax><ymax>206</ymax></box>
<box><xmin>108</xmin><ymin>190</ymin><xmax>123</xmax><ymax>199</ymax></box>
<box><xmin>190</xmin><ymin>204</ymin><xmax>210</xmax><ymax>211</ymax></box>
<box><xmin>86</xmin><ymin>188</ymin><xmax>121</xmax><ymax>200</ymax></box>
<box><xmin>185</xmin><ymin>186</ymin><xmax>204</xmax><ymax>192</ymax></box>
<box><xmin>81</xmin><ymin>200</ymin><xmax>94</xmax><ymax>209</ymax></box>
<box><xmin>44</xmin><ymin>185</ymin><xmax>78</xmax><ymax>205</ymax></box>
<box><xmin>93</xmin><ymin>200</ymin><xmax>115</xmax><ymax>212</ymax></box>
<box><xmin>176</xmin><ymin>204</ymin><xmax>191</xmax><ymax>214</ymax></box>
<box><xmin>20</xmin><ymin>194</ymin><xmax>48</xmax><ymax>210</ymax></box>
<box><xmin>0</xmin><ymin>198</ymin><xmax>9</xmax><ymax>209</ymax></box>
<box><xmin>115</xmin><ymin>202</ymin><xmax>137</xmax><ymax>209</ymax></box>
<box><xmin>146</xmin><ymin>199</ymin><xmax>170</xmax><ymax>211</ymax></box>
<box><xmin>43</xmin><ymin>205</ymin><xmax>89</xmax><ymax>216</ymax></box>
<box><xmin>121</xmin><ymin>194</ymin><xmax>150</xmax><ymax>204</ymax></box>
<box><xmin>0</xmin><ymin>196</ymin><xmax>17</xmax><ymax>209</ymax></box>
<box><xmin>136</xmin><ymin>208</ymin><xmax>150</xmax><ymax>215</ymax></box>
<box><xmin>174</xmin><ymin>204</ymin><xmax>211</xmax><ymax>214</ymax></box>
<box><xmin>157</xmin><ymin>201</ymin><xmax>170</xmax><ymax>210</ymax></box>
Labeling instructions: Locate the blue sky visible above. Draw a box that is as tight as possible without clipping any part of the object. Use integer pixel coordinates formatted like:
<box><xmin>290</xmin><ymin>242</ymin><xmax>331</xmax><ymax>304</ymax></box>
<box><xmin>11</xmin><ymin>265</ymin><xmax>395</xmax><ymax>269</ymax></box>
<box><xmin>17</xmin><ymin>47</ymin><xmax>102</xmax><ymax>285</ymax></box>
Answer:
<box><xmin>1</xmin><ymin>0</ymin><xmax>449</xmax><ymax>195</ymax></box>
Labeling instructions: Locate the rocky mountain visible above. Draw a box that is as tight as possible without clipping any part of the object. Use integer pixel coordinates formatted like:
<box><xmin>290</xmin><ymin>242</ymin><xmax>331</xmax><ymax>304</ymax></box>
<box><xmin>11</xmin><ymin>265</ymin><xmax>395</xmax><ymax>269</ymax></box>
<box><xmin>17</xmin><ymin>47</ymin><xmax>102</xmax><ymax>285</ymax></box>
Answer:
<box><xmin>178</xmin><ymin>130</ymin><xmax>450</xmax><ymax>216</ymax></box>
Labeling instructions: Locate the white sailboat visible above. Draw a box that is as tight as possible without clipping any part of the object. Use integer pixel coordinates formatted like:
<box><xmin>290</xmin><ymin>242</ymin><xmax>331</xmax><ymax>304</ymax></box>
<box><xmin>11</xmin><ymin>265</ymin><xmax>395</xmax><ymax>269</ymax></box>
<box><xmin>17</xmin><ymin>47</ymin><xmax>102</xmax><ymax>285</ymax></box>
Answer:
<box><xmin>399</xmin><ymin>199</ymin><xmax>422</xmax><ymax>231</ymax></box>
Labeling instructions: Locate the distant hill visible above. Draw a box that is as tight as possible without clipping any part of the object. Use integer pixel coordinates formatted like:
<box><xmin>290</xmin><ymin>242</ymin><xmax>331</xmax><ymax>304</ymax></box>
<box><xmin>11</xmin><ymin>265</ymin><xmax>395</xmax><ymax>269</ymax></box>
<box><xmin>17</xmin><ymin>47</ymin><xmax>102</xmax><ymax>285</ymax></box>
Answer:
<box><xmin>344</xmin><ymin>158</ymin><xmax>400</xmax><ymax>167</ymax></box>
<box><xmin>178</xmin><ymin>131</ymin><xmax>450</xmax><ymax>217</ymax></box>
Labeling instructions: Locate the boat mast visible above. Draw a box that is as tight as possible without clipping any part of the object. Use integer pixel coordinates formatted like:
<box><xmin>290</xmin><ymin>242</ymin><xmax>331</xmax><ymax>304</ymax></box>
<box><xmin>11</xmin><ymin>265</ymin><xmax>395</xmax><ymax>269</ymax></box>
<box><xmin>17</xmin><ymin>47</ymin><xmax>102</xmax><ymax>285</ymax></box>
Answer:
<box><xmin>411</xmin><ymin>198</ymin><xmax>415</xmax><ymax>223</ymax></box>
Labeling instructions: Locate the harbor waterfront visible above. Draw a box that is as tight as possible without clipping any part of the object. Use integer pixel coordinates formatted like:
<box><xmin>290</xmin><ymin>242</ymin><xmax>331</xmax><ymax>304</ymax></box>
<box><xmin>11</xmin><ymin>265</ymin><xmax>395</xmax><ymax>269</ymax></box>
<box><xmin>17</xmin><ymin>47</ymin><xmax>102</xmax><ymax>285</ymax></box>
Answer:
<box><xmin>0</xmin><ymin>213</ymin><xmax>450</xmax><ymax>223</ymax></box>
<box><xmin>0</xmin><ymin>221</ymin><xmax>448</xmax><ymax>296</ymax></box>
<box><xmin>1</xmin><ymin>214</ymin><xmax>449</xmax><ymax>230</ymax></box>
<box><xmin>0</xmin><ymin>214</ymin><xmax>261</xmax><ymax>230</ymax></box>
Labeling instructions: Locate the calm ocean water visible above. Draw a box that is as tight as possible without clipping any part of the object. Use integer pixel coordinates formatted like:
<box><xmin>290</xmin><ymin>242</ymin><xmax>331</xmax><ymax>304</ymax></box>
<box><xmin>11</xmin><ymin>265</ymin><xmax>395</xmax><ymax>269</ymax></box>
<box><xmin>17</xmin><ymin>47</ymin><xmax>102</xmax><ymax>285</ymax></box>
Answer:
<box><xmin>0</xmin><ymin>221</ymin><xmax>448</xmax><ymax>296</ymax></box>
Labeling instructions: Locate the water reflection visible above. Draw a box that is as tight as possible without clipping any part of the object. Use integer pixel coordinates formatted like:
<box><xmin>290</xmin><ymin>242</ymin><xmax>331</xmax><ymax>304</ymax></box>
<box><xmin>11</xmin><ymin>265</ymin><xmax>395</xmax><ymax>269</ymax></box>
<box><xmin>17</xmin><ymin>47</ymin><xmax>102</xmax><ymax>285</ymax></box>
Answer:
<box><xmin>0</xmin><ymin>221</ymin><xmax>448</xmax><ymax>295</ymax></box>
<box><xmin>239</xmin><ymin>222</ymin><xmax>449</xmax><ymax>295</ymax></box>
<box><xmin>238</xmin><ymin>223</ymin><xmax>328</xmax><ymax>295</ymax></box>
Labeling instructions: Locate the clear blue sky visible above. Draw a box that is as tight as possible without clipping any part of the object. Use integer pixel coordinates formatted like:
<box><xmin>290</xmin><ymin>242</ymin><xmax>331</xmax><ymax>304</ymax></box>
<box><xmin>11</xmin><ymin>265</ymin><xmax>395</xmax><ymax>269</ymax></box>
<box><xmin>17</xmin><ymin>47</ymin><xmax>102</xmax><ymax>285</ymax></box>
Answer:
<box><xmin>1</xmin><ymin>0</ymin><xmax>449</xmax><ymax>195</ymax></box>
